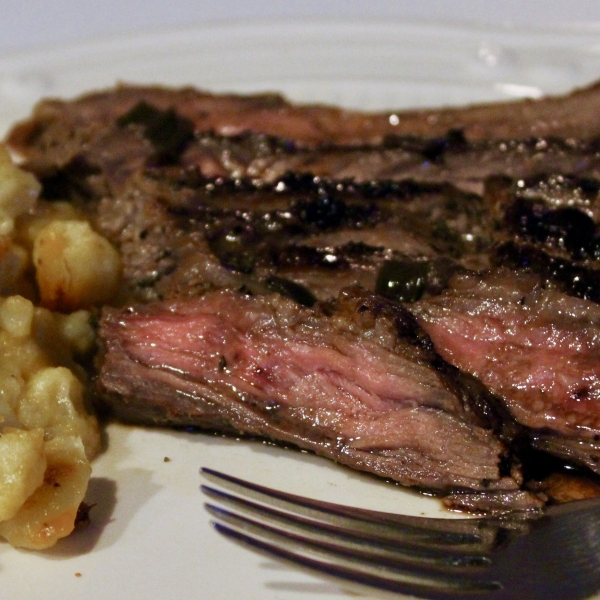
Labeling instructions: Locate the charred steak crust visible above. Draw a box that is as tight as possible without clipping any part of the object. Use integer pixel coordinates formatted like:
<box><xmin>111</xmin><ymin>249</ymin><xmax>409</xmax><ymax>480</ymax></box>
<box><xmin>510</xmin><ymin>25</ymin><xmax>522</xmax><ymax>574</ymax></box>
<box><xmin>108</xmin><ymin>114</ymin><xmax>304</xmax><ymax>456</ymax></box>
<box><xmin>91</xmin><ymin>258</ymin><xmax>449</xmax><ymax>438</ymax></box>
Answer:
<box><xmin>486</xmin><ymin>174</ymin><xmax>600</xmax><ymax>301</ymax></box>
<box><xmin>90</xmin><ymin>169</ymin><xmax>487</xmax><ymax>305</ymax></box>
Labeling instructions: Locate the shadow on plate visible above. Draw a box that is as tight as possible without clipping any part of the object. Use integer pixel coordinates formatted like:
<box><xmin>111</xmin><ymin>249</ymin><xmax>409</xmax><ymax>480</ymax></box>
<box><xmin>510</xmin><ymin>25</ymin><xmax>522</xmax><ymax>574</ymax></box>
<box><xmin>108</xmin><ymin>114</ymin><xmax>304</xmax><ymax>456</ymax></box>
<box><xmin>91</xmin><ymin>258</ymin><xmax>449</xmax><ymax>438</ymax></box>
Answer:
<box><xmin>258</xmin><ymin>559</ymin><xmax>354</xmax><ymax>597</ymax></box>
<box><xmin>42</xmin><ymin>476</ymin><xmax>117</xmax><ymax>558</ymax></box>
<box><xmin>44</xmin><ymin>465</ymin><xmax>161</xmax><ymax>558</ymax></box>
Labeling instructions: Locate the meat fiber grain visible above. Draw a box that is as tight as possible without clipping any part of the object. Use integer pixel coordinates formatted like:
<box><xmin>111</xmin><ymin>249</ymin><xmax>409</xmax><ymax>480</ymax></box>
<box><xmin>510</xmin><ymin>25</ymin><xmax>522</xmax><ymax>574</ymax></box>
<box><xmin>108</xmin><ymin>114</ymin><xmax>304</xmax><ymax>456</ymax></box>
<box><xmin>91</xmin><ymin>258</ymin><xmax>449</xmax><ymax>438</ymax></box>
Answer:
<box><xmin>414</xmin><ymin>269</ymin><xmax>600</xmax><ymax>473</ymax></box>
<box><xmin>97</xmin><ymin>286</ymin><xmax>527</xmax><ymax>495</ymax></box>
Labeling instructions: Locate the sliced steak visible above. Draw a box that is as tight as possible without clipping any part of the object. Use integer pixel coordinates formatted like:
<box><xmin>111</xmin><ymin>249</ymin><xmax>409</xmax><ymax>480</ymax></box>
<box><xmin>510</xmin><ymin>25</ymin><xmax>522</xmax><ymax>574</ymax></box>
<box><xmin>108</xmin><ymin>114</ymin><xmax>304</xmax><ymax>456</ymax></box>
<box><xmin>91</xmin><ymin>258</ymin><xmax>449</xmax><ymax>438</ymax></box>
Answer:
<box><xmin>413</xmin><ymin>268</ymin><xmax>600</xmax><ymax>473</ymax></box>
<box><xmin>14</xmin><ymin>82</ymin><xmax>600</xmax><ymax>508</ymax></box>
<box><xmin>10</xmin><ymin>83</ymin><xmax>600</xmax><ymax>201</ymax></box>
<box><xmin>9</xmin><ymin>80</ymin><xmax>600</xmax><ymax>162</ymax></box>
<box><xmin>91</xmin><ymin>170</ymin><xmax>487</xmax><ymax>304</ymax></box>
<box><xmin>97</xmin><ymin>285</ymin><xmax>529</xmax><ymax>497</ymax></box>
<box><xmin>12</xmin><ymin>102</ymin><xmax>600</xmax><ymax>201</ymax></box>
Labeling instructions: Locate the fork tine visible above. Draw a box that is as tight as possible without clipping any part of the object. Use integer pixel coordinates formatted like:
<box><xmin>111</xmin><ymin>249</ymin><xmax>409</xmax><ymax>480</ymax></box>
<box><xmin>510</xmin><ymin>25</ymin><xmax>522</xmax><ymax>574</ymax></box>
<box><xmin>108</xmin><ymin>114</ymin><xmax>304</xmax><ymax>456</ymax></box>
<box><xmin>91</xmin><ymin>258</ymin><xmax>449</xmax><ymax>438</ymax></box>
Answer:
<box><xmin>201</xmin><ymin>468</ymin><xmax>531</xmax><ymax>547</ymax></box>
<box><xmin>211</xmin><ymin>520</ymin><xmax>502</xmax><ymax>600</ymax></box>
<box><xmin>202</xmin><ymin>484</ymin><xmax>495</xmax><ymax>558</ymax></box>
<box><xmin>205</xmin><ymin>501</ymin><xmax>492</xmax><ymax>572</ymax></box>
<box><xmin>202</xmin><ymin>469</ymin><xmax>600</xmax><ymax>600</ymax></box>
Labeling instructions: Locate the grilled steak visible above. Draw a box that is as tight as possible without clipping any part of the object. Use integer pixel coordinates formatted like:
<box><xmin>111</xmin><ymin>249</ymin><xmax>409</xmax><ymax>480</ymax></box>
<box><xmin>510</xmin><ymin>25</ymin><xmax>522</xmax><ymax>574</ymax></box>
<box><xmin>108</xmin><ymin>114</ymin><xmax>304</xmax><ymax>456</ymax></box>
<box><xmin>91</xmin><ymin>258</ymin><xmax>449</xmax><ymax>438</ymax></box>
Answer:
<box><xmin>97</xmin><ymin>285</ymin><xmax>534</xmax><ymax>505</ymax></box>
<box><xmin>89</xmin><ymin>170</ymin><xmax>488</xmax><ymax>304</ymax></box>
<box><xmin>88</xmin><ymin>165</ymin><xmax>589</xmax><ymax>505</ymax></box>
<box><xmin>12</xmin><ymin>81</ymin><xmax>600</xmax><ymax>509</ymax></box>
<box><xmin>87</xmin><ymin>163</ymin><xmax>537</xmax><ymax>504</ymax></box>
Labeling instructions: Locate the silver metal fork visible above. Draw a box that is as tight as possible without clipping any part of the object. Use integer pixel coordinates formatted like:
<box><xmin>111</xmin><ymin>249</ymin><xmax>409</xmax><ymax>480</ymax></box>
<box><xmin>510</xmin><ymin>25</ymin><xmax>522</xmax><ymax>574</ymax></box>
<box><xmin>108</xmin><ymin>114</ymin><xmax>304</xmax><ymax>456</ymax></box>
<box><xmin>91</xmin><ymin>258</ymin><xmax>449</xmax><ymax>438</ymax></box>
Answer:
<box><xmin>201</xmin><ymin>467</ymin><xmax>600</xmax><ymax>600</ymax></box>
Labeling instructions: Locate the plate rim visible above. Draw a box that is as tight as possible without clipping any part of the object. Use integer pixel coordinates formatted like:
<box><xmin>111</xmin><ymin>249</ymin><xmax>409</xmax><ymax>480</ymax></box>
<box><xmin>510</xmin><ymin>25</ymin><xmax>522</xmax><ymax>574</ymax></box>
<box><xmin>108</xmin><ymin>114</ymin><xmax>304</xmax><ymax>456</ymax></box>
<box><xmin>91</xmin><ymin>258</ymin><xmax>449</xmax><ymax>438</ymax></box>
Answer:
<box><xmin>2</xmin><ymin>16</ymin><xmax>600</xmax><ymax>68</ymax></box>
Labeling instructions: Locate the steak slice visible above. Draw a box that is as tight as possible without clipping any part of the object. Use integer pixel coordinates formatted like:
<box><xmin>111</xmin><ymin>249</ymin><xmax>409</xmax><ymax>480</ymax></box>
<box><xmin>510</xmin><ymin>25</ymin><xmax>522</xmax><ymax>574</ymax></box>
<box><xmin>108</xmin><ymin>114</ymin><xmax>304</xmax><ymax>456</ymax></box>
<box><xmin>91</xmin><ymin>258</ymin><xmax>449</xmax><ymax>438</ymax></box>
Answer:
<box><xmin>12</xmin><ymin>98</ymin><xmax>600</xmax><ymax>201</ymax></box>
<box><xmin>9</xmin><ymin>80</ymin><xmax>600</xmax><ymax>163</ymax></box>
<box><xmin>15</xmin><ymin>83</ymin><xmax>600</xmax><ymax>507</ymax></box>
<box><xmin>413</xmin><ymin>268</ymin><xmax>600</xmax><ymax>473</ymax></box>
<box><xmin>97</xmin><ymin>285</ymin><xmax>527</xmax><ymax>497</ymax></box>
<box><xmin>91</xmin><ymin>170</ymin><xmax>487</xmax><ymax>304</ymax></box>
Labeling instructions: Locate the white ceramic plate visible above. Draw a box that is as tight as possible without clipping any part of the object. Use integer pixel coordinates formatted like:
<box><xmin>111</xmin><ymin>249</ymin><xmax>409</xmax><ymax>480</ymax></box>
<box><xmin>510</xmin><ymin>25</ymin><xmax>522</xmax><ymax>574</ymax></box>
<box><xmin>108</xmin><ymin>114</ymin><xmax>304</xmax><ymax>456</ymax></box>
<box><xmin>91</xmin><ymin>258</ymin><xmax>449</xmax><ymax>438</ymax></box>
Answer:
<box><xmin>1</xmin><ymin>19</ymin><xmax>600</xmax><ymax>600</ymax></box>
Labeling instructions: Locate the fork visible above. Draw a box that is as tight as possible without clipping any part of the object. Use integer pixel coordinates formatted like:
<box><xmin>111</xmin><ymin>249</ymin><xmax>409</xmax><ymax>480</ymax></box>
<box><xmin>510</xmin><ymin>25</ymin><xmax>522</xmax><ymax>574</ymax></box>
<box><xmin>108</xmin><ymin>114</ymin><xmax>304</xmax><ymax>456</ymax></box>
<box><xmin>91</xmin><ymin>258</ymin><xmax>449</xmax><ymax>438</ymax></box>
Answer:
<box><xmin>200</xmin><ymin>467</ymin><xmax>600</xmax><ymax>600</ymax></box>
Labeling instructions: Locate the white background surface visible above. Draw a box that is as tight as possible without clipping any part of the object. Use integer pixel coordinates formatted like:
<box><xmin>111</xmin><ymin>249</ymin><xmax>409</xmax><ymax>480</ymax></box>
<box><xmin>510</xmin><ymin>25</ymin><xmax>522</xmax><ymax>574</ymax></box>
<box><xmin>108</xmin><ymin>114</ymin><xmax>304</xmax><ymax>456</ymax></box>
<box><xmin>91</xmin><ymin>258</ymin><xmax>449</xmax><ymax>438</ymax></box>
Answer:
<box><xmin>2</xmin><ymin>0</ymin><xmax>600</xmax><ymax>55</ymax></box>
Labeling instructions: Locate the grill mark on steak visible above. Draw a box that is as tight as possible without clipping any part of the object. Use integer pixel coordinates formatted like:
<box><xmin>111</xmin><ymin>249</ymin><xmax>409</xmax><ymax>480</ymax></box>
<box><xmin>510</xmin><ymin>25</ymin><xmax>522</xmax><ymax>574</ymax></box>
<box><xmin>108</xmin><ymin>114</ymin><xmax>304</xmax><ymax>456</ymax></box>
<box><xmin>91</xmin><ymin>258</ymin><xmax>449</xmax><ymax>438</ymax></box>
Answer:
<box><xmin>92</xmin><ymin>170</ymin><xmax>487</xmax><ymax>304</ymax></box>
<box><xmin>485</xmin><ymin>173</ymin><xmax>600</xmax><ymax>228</ymax></box>
<box><xmin>97</xmin><ymin>286</ymin><xmax>528</xmax><ymax>496</ymax></box>
<box><xmin>488</xmin><ymin>175</ymin><xmax>600</xmax><ymax>259</ymax></box>
<box><xmin>493</xmin><ymin>241</ymin><xmax>600</xmax><ymax>303</ymax></box>
<box><xmin>485</xmin><ymin>175</ymin><xmax>600</xmax><ymax>302</ymax></box>
<box><xmin>413</xmin><ymin>268</ymin><xmax>600</xmax><ymax>473</ymax></box>
<box><xmin>9</xmin><ymin>86</ymin><xmax>600</xmax><ymax>200</ymax></box>
<box><xmin>500</xmin><ymin>173</ymin><xmax>600</xmax><ymax>221</ymax></box>
<box><xmin>180</xmin><ymin>133</ymin><xmax>600</xmax><ymax>195</ymax></box>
